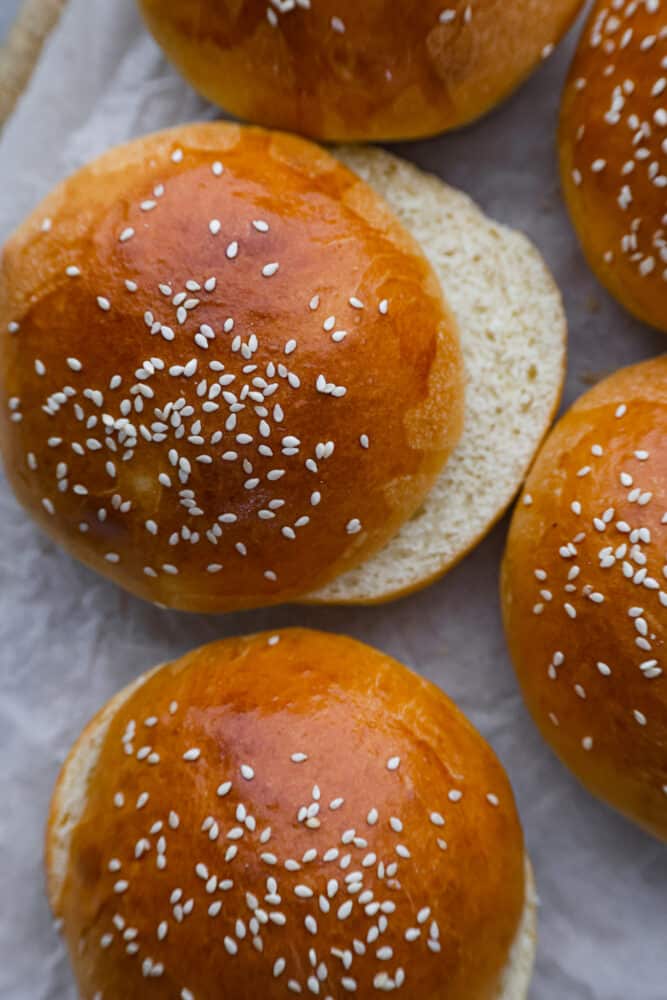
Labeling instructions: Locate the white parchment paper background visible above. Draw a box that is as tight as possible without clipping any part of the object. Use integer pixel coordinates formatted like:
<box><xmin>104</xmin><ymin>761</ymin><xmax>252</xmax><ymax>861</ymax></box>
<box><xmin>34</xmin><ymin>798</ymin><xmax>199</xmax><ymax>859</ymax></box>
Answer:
<box><xmin>0</xmin><ymin>2</ymin><xmax>665</xmax><ymax>997</ymax></box>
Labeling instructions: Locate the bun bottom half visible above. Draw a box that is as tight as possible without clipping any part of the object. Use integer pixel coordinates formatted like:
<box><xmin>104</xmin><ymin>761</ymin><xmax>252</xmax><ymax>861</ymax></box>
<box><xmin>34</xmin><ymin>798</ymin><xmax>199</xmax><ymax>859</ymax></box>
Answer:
<box><xmin>306</xmin><ymin>148</ymin><xmax>566</xmax><ymax>604</ymax></box>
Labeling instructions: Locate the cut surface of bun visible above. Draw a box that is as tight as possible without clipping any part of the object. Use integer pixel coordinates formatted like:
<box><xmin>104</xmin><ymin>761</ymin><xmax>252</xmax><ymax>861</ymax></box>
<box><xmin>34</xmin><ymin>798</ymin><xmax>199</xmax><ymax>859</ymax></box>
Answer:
<box><xmin>502</xmin><ymin>358</ymin><xmax>667</xmax><ymax>841</ymax></box>
<box><xmin>560</xmin><ymin>0</ymin><xmax>667</xmax><ymax>332</ymax></box>
<box><xmin>308</xmin><ymin>148</ymin><xmax>566</xmax><ymax>603</ymax></box>
<box><xmin>499</xmin><ymin>862</ymin><xmax>538</xmax><ymax>1000</ymax></box>
<box><xmin>0</xmin><ymin>123</ymin><xmax>464</xmax><ymax>613</ymax></box>
<box><xmin>47</xmin><ymin>629</ymin><xmax>535</xmax><ymax>999</ymax></box>
<box><xmin>138</xmin><ymin>0</ymin><xmax>585</xmax><ymax>142</ymax></box>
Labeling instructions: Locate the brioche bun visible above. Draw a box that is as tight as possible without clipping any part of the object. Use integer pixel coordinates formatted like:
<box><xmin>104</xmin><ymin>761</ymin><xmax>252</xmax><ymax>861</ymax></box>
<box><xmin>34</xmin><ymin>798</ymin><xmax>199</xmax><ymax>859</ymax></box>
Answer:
<box><xmin>560</xmin><ymin>0</ymin><xmax>667</xmax><ymax>332</ymax></box>
<box><xmin>502</xmin><ymin>358</ymin><xmax>667</xmax><ymax>840</ymax></box>
<box><xmin>0</xmin><ymin>128</ymin><xmax>566</xmax><ymax>612</ymax></box>
<box><xmin>46</xmin><ymin>628</ymin><xmax>536</xmax><ymax>999</ymax></box>
<box><xmin>138</xmin><ymin>0</ymin><xmax>585</xmax><ymax>142</ymax></box>
<box><xmin>0</xmin><ymin>123</ymin><xmax>464</xmax><ymax>613</ymax></box>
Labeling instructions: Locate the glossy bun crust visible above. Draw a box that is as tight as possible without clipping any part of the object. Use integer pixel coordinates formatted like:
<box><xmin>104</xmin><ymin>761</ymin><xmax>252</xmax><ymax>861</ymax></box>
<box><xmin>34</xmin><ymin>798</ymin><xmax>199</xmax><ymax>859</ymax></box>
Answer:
<box><xmin>138</xmin><ymin>0</ymin><xmax>585</xmax><ymax>141</ymax></box>
<box><xmin>560</xmin><ymin>0</ymin><xmax>667</xmax><ymax>332</ymax></box>
<box><xmin>0</xmin><ymin>123</ymin><xmax>463</xmax><ymax>612</ymax></box>
<box><xmin>502</xmin><ymin>358</ymin><xmax>667</xmax><ymax>840</ymax></box>
<box><xmin>47</xmin><ymin>629</ymin><xmax>528</xmax><ymax>1000</ymax></box>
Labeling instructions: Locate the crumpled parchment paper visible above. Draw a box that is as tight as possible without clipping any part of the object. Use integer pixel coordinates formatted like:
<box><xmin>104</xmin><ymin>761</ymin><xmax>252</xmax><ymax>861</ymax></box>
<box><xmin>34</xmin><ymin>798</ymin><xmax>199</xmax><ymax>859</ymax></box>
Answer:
<box><xmin>0</xmin><ymin>2</ymin><xmax>665</xmax><ymax>998</ymax></box>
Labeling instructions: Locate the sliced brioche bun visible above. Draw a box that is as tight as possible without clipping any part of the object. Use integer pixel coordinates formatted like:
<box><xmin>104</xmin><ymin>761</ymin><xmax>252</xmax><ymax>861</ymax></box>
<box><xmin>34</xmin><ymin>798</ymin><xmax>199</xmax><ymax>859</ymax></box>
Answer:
<box><xmin>307</xmin><ymin>148</ymin><xmax>567</xmax><ymax>604</ymax></box>
<box><xmin>560</xmin><ymin>0</ymin><xmax>667</xmax><ymax>333</ymax></box>
<box><xmin>0</xmin><ymin>123</ymin><xmax>465</xmax><ymax>613</ymax></box>
<box><xmin>46</xmin><ymin>629</ymin><xmax>536</xmax><ymax>1000</ymax></box>
<box><xmin>502</xmin><ymin>358</ymin><xmax>667</xmax><ymax>841</ymax></box>
<box><xmin>0</xmin><ymin>128</ymin><xmax>565</xmax><ymax>613</ymax></box>
<box><xmin>138</xmin><ymin>0</ymin><xmax>585</xmax><ymax>142</ymax></box>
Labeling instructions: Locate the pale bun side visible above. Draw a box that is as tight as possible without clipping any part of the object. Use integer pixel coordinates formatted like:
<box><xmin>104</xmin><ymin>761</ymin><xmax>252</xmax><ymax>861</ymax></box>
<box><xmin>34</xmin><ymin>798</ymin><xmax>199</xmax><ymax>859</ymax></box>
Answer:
<box><xmin>307</xmin><ymin>147</ymin><xmax>567</xmax><ymax>604</ymax></box>
<box><xmin>138</xmin><ymin>0</ymin><xmax>585</xmax><ymax>142</ymax></box>
<box><xmin>46</xmin><ymin>629</ymin><xmax>534</xmax><ymax>1000</ymax></box>
<box><xmin>46</xmin><ymin>666</ymin><xmax>163</xmax><ymax>912</ymax></box>
<box><xmin>560</xmin><ymin>0</ymin><xmax>667</xmax><ymax>333</ymax></box>
<box><xmin>0</xmin><ymin>123</ymin><xmax>464</xmax><ymax>613</ymax></box>
<box><xmin>502</xmin><ymin>357</ymin><xmax>667</xmax><ymax>841</ymax></box>
<box><xmin>499</xmin><ymin>861</ymin><xmax>538</xmax><ymax>1000</ymax></box>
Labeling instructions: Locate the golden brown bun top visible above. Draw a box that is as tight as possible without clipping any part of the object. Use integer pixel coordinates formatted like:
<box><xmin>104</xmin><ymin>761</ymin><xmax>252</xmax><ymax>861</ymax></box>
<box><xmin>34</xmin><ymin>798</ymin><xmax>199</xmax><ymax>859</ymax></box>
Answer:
<box><xmin>139</xmin><ymin>0</ymin><xmax>585</xmax><ymax>141</ymax></box>
<box><xmin>0</xmin><ymin>123</ymin><xmax>463</xmax><ymax>613</ymax></box>
<box><xmin>502</xmin><ymin>357</ymin><xmax>667</xmax><ymax>840</ymax></box>
<box><xmin>560</xmin><ymin>0</ymin><xmax>667</xmax><ymax>332</ymax></box>
<box><xmin>47</xmin><ymin>628</ymin><xmax>526</xmax><ymax>1000</ymax></box>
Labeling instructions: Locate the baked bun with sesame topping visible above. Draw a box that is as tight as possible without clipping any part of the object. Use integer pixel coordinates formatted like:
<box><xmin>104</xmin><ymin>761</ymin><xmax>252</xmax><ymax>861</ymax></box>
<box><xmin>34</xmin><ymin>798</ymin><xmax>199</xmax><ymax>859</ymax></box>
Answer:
<box><xmin>46</xmin><ymin>628</ymin><xmax>537</xmax><ymax>999</ymax></box>
<box><xmin>137</xmin><ymin>0</ymin><xmax>585</xmax><ymax>142</ymax></box>
<box><xmin>0</xmin><ymin>126</ymin><xmax>566</xmax><ymax>612</ymax></box>
<box><xmin>502</xmin><ymin>357</ymin><xmax>667</xmax><ymax>840</ymax></box>
<box><xmin>0</xmin><ymin>123</ymin><xmax>465</xmax><ymax>612</ymax></box>
<box><xmin>560</xmin><ymin>0</ymin><xmax>667</xmax><ymax>332</ymax></box>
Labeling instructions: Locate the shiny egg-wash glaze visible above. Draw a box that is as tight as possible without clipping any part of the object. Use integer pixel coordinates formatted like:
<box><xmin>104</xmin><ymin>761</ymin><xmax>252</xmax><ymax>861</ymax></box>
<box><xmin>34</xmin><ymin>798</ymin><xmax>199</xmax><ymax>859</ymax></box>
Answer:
<box><xmin>503</xmin><ymin>358</ymin><xmax>667</xmax><ymax>840</ymax></box>
<box><xmin>47</xmin><ymin>629</ymin><xmax>534</xmax><ymax>1000</ymax></box>
<box><xmin>0</xmin><ymin>123</ymin><xmax>463</xmax><ymax>612</ymax></box>
<box><xmin>560</xmin><ymin>0</ymin><xmax>667</xmax><ymax>332</ymax></box>
<box><xmin>138</xmin><ymin>0</ymin><xmax>585</xmax><ymax>141</ymax></box>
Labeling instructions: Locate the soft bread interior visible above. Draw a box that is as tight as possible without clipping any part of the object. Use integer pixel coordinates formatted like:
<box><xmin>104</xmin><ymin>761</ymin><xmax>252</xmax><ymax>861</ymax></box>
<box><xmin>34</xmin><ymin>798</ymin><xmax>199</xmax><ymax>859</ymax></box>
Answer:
<box><xmin>307</xmin><ymin>148</ymin><xmax>566</xmax><ymax>603</ymax></box>
<box><xmin>46</xmin><ymin>668</ymin><xmax>537</xmax><ymax>997</ymax></box>
<box><xmin>499</xmin><ymin>858</ymin><xmax>538</xmax><ymax>1000</ymax></box>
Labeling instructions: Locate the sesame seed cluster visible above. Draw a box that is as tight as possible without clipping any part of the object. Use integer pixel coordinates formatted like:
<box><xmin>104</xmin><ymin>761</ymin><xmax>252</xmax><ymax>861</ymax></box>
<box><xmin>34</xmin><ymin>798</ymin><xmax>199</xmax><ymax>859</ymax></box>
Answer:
<box><xmin>0</xmin><ymin>125</ymin><xmax>462</xmax><ymax>612</ymax></box>
<box><xmin>561</xmin><ymin>0</ymin><xmax>667</xmax><ymax>329</ymax></box>
<box><xmin>51</xmin><ymin>630</ymin><xmax>524</xmax><ymax>999</ymax></box>
<box><xmin>503</xmin><ymin>359</ymin><xmax>667</xmax><ymax>838</ymax></box>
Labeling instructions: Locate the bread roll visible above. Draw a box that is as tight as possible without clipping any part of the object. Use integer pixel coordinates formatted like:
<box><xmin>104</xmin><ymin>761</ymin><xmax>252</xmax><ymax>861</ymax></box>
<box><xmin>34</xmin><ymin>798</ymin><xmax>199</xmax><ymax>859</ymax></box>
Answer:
<box><xmin>0</xmin><ymin>127</ymin><xmax>567</xmax><ymax>612</ymax></box>
<box><xmin>502</xmin><ymin>358</ymin><xmax>667</xmax><ymax>840</ymax></box>
<box><xmin>560</xmin><ymin>0</ymin><xmax>667</xmax><ymax>332</ymax></box>
<box><xmin>0</xmin><ymin>123</ymin><xmax>464</xmax><ymax>612</ymax></box>
<box><xmin>138</xmin><ymin>0</ymin><xmax>585</xmax><ymax>141</ymax></box>
<box><xmin>46</xmin><ymin>628</ymin><xmax>537</xmax><ymax>999</ymax></box>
